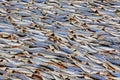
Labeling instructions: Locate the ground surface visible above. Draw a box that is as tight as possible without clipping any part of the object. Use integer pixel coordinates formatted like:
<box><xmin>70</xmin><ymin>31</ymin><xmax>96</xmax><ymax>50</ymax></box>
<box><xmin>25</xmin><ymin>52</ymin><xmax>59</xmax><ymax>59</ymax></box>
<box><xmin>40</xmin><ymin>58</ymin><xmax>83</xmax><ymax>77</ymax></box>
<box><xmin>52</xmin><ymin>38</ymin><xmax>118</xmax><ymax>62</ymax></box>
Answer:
<box><xmin>0</xmin><ymin>0</ymin><xmax>120</xmax><ymax>80</ymax></box>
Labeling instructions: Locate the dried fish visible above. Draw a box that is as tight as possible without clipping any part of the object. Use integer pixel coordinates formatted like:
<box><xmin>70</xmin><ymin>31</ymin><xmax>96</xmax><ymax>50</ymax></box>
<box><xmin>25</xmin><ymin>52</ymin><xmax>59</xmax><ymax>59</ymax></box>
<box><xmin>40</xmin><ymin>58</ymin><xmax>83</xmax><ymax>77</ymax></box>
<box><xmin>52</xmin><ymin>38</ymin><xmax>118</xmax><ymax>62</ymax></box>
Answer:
<box><xmin>9</xmin><ymin>68</ymin><xmax>33</xmax><ymax>74</ymax></box>
<box><xmin>5</xmin><ymin>58</ymin><xmax>24</xmax><ymax>66</ymax></box>
<box><xmin>90</xmin><ymin>74</ymin><xmax>107</xmax><ymax>80</ymax></box>
<box><xmin>107</xmin><ymin>61</ymin><xmax>120</xmax><ymax>71</ymax></box>
<box><xmin>34</xmin><ymin>0</ymin><xmax>46</xmax><ymax>3</ymax></box>
<box><xmin>41</xmin><ymin>72</ymin><xmax>54</xmax><ymax>79</ymax></box>
<box><xmin>80</xmin><ymin>45</ymin><xmax>97</xmax><ymax>53</ymax></box>
<box><xmin>0</xmin><ymin>0</ymin><xmax>120</xmax><ymax>79</ymax></box>
<box><xmin>6</xmin><ymin>48</ymin><xmax>24</xmax><ymax>54</ymax></box>
<box><xmin>60</xmin><ymin>47</ymin><xmax>73</xmax><ymax>54</ymax></box>
<box><xmin>30</xmin><ymin>56</ymin><xmax>51</xmax><ymax>65</ymax></box>
<box><xmin>86</xmin><ymin>54</ymin><xmax>103</xmax><ymax>64</ymax></box>
<box><xmin>0</xmin><ymin>51</ymin><xmax>14</xmax><ymax>58</ymax></box>
<box><xmin>10</xmin><ymin>73</ymin><xmax>28</xmax><ymax>80</ymax></box>
<box><xmin>66</xmin><ymin>66</ymin><xmax>82</xmax><ymax>74</ymax></box>
<box><xmin>22</xmin><ymin>47</ymin><xmax>45</xmax><ymax>53</ymax></box>
<box><xmin>109</xmin><ymin>71</ymin><xmax>120</xmax><ymax>77</ymax></box>
<box><xmin>107</xmin><ymin>58</ymin><xmax>120</xmax><ymax>66</ymax></box>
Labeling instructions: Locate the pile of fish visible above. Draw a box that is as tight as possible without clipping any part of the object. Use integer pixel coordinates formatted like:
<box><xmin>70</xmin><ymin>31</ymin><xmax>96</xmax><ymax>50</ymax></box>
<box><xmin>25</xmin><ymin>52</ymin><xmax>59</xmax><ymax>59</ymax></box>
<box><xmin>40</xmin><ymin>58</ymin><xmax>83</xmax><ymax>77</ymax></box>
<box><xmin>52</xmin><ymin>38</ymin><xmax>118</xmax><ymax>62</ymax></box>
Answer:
<box><xmin>0</xmin><ymin>0</ymin><xmax>120</xmax><ymax>80</ymax></box>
